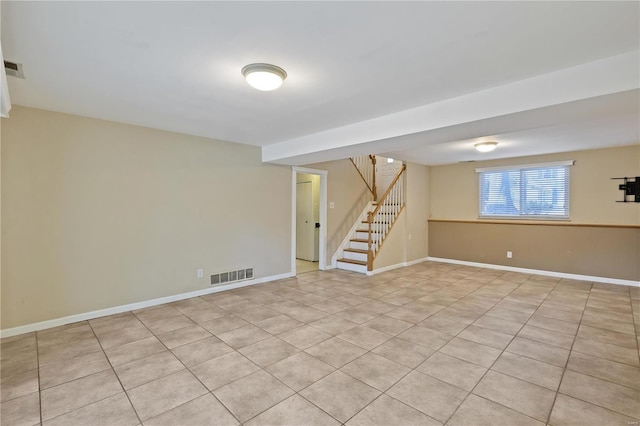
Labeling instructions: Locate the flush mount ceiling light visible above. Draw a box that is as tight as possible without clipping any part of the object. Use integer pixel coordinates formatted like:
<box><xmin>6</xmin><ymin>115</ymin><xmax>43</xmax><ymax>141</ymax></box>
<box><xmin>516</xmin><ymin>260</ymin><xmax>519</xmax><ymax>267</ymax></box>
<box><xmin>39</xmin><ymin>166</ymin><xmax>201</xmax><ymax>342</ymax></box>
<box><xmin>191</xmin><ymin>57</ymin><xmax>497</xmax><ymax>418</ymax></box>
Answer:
<box><xmin>241</xmin><ymin>63</ymin><xmax>287</xmax><ymax>91</ymax></box>
<box><xmin>474</xmin><ymin>142</ymin><xmax>498</xmax><ymax>153</ymax></box>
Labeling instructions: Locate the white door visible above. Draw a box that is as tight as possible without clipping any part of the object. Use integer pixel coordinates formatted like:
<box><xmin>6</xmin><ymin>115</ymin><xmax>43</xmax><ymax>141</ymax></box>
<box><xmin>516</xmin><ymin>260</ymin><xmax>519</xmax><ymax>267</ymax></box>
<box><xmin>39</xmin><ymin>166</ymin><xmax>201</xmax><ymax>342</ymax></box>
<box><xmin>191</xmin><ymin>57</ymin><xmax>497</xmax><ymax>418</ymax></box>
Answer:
<box><xmin>296</xmin><ymin>181</ymin><xmax>314</xmax><ymax>261</ymax></box>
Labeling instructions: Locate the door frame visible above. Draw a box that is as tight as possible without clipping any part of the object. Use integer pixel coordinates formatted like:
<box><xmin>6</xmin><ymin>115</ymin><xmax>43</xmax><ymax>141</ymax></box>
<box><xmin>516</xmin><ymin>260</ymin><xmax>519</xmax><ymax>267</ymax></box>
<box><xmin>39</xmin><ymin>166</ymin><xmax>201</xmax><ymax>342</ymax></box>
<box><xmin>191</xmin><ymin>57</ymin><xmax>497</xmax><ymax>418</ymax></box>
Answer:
<box><xmin>291</xmin><ymin>166</ymin><xmax>328</xmax><ymax>274</ymax></box>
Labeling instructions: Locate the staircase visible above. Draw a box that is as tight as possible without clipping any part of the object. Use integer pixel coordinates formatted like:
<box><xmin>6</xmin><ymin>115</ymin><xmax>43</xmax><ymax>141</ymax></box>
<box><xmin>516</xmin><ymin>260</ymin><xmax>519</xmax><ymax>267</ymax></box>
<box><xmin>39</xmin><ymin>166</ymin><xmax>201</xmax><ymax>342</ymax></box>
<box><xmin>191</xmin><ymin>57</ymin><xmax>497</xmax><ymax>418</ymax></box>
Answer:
<box><xmin>335</xmin><ymin>156</ymin><xmax>406</xmax><ymax>274</ymax></box>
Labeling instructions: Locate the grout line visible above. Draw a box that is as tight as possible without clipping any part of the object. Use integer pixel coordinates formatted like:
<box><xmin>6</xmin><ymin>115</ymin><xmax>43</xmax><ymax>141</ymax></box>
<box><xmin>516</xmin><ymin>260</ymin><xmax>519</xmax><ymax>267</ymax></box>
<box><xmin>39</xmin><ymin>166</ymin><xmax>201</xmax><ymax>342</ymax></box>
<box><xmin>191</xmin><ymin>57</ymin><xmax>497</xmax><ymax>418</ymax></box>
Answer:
<box><xmin>442</xmin><ymin>272</ymin><xmax>562</xmax><ymax>425</ymax></box>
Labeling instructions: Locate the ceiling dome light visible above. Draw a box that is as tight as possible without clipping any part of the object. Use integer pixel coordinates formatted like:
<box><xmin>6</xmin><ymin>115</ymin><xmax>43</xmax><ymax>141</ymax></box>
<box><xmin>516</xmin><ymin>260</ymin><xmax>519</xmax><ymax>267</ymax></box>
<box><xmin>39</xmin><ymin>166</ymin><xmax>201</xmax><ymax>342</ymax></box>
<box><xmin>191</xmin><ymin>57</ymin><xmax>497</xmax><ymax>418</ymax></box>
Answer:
<box><xmin>474</xmin><ymin>142</ymin><xmax>498</xmax><ymax>153</ymax></box>
<box><xmin>241</xmin><ymin>63</ymin><xmax>287</xmax><ymax>91</ymax></box>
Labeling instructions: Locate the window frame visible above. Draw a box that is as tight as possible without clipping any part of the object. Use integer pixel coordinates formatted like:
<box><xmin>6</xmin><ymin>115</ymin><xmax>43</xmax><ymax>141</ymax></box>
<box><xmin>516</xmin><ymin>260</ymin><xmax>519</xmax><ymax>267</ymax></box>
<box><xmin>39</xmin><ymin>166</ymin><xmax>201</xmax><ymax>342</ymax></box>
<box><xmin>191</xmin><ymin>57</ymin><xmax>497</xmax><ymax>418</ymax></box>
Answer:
<box><xmin>476</xmin><ymin>160</ymin><xmax>574</xmax><ymax>221</ymax></box>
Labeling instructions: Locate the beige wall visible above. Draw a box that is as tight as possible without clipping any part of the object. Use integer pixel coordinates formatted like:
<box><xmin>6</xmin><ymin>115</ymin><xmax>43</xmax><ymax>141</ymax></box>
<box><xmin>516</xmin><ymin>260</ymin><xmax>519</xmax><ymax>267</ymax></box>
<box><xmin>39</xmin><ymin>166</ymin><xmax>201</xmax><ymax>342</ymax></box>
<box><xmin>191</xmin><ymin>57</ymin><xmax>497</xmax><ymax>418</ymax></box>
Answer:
<box><xmin>1</xmin><ymin>106</ymin><xmax>292</xmax><ymax>329</ymax></box>
<box><xmin>305</xmin><ymin>159</ymin><xmax>371</xmax><ymax>259</ymax></box>
<box><xmin>429</xmin><ymin>145</ymin><xmax>640</xmax><ymax>281</ymax></box>
<box><xmin>430</xmin><ymin>145</ymin><xmax>640</xmax><ymax>225</ymax></box>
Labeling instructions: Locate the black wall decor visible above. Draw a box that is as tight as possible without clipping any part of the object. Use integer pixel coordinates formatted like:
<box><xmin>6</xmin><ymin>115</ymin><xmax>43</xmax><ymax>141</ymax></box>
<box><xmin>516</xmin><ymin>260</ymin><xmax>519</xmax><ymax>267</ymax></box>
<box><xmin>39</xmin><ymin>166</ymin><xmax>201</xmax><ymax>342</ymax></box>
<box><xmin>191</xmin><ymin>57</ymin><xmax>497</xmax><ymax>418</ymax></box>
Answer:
<box><xmin>612</xmin><ymin>176</ymin><xmax>640</xmax><ymax>203</ymax></box>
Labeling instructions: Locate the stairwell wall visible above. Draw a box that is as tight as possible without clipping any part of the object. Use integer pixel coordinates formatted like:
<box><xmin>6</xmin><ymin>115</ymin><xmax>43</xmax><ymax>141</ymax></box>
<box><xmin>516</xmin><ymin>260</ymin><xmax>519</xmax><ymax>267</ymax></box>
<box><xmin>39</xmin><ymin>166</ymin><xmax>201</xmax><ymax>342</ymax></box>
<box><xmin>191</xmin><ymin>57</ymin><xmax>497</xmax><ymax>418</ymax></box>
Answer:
<box><xmin>304</xmin><ymin>159</ymin><xmax>371</xmax><ymax>259</ymax></box>
<box><xmin>372</xmin><ymin>162</ymin><xmax>430</xmax><ymax>270</ymax></box>
<box><xmin>1</xmin><ymin>106</ymin><xmax>292</xmax><ymax>329</ymax></box>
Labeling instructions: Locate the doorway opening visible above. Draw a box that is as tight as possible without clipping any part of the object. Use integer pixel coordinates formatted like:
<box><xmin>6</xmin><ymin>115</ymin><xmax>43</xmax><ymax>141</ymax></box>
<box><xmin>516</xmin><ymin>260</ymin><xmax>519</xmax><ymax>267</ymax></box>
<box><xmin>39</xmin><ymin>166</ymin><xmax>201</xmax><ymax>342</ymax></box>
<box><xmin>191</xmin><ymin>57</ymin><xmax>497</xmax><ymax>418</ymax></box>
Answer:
<box><xmin>291</xmin><ymin>167</ymin><xmax>328</xmax><ymax>275</ymax></box>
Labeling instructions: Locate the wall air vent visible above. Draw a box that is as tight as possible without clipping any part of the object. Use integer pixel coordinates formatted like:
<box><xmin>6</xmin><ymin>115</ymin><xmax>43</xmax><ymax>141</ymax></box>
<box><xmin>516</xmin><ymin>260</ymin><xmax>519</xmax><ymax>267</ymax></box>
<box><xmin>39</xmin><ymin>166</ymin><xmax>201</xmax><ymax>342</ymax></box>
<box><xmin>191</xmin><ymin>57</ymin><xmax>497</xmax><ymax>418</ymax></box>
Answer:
<box><xmin>210</xmin><ymin>267</ymin><xmax>254</xmax><ymax>287</ymax></box>
<box><xmin>4</xmin><ymin>61</ymin><xmax>25</xmax><ymax>79</ymax></box>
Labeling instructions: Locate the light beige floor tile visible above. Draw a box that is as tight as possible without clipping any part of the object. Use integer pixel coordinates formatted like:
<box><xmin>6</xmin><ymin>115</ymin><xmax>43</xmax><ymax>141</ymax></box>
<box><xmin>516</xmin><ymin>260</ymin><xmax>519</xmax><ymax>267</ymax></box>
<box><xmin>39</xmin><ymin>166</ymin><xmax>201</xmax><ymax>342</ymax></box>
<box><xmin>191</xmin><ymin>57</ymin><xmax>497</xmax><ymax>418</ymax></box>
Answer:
<box><xmin>419</xmin><ymin>315</ymin><xmax>473</xmax><ymax>336</ymax></box>
<box><xmin>577</xmin><ymin>324</ymin><xmax>638</xmax><ymax>348</ymax></box>
<box><xmin>472</xmin><ymin>315</ymin><xmax>523</xmax><ymax>335</ymax></box>
<box><xmin>397</xmin><ymin>326</ymin><xmax>452</xmax><ymax>350</ymax></box>
<box><xmin>39</xmin><ymin>351</ymin><xmax>111</xmax><ymax>389</ymax></box>
<box><xmin>114</xmin><ymin>351</ymin><xmax>184</xmax><ymax>390</ymax></box>
<box><xmin>126</xmin><ymin>370</ymin><xmax>207</xmax><ymax>421</ymax></box>
<box><xmin>567</xmin><ymin>351</ymin><xmax>640</xmax><ymax>389</ymax></box>
<box><xmin>492</xmin><ymin>351</ymin><xmax>563</xmax><ymax>390</ymax></box>
<box><xmin>0</xmin><ymin>391</ymin><xmax>40</xmax><ymax>426</ymax></box>
<box><xmin>266</xmin><ymin>352</ymin><xmax>335</xmax><ymax>391</ymax></box>
<box><xmin>484</xmin><ymin>307</ymin><xmax>532</xmax><ymax>323</ymax></box>
<box><xmin>255</xmin><ymin>314</ymin><xmax>303</xmax><ymax>335</ymax></box>
<box><xmin>572</xmin><ymin>337</ymin><xmax>639</xmax><ymax>366</ymax></box>
<box><xmin>417</xmin><ymin>352</ymin><xmax>487</xmax><ymax>391</ymax></box>
<box><xmin>448</xmin><ymin>394</ymin><xmax>544</xmax><ymax>426</ymax></box>
<box><xmin>104</xmin><ymin>336</ymin><xmax>165</xmax><ymax>366</ymax></box>
<box><xmin>559</xmin><ymin>370</ymin><xmax>640</xmax><ymax>418</ymax></box>
<box><xmin>38</xmin><ymin>337</ymin><xmax>102</xmax><ymax>366</ymax></box>
<box><xmin>239</xmin><ymin>336</ymin><xmax>299</xmax><ymax>367</ymax></box>
<box><xmin>549</xmin><ymin>394</ymin><xmax>638</xmax><ymax>426</ymax></box>
<box><xmin>527</xmin><ymin>314</ymin><xmax>580</xmax><ymax>335</ymax></box>
<box><xmin>363</xmin><ymin>315</ymin><xmax>413</xmax><ymax>336</ymax></box>
<box><xmin>217</xmin><ymin>324</ymin><xmax>272</xmax><ymax>349</ymax></box>
<box><xmin>37</xmin><ymin>324</ymin><xmax>95</xmax><ymax>349</ymax></box>
<box><xmin>458</xmin><ymin>325</ymin><xmax>513</xmax><ymax>350</ymax></box>
<box><xmin>213</xmin><ymin>370</ymin><xmax>294</xmax><ymax>422</ymax></box>
<box><xmin>337</xmin><ymin>326</ymin><xmax>391</xmax><ymax>350</ymax></box>
<box><xmin>334</xmin><ymin>307</ymin><xmax>380</xmax><ymax>324</ymax></box>
<box><xmin>283</xmin><ymin>306</ymin><xmax>329</xmax><ymax>323</ymax></box>
<box><xmin>89</xmin><ymin>314</ymin><xmax>143</xmax><ymax>336</ymax></box>
<box><xmin>245</xmin><ymin>394</ymin><xmax>339</xmax><ymax>426</ymax></box>
<box><xmin>371</xmin><ymin>337</ymin><xmax>435</xmax><ymax>368</ymax></box>
<box><xmin>171</xmin><ymin>336</ymin><xmax>233</xmax><ymax>367</ymax></box>
<box><xmin>308</xmin><ymin>315</ymin><xmax>359</xmax><ymax>336</ymax></box>
<box><xmin>310</xmin><ymin>299</ymin><xmax>352</xmax><ymax>314</ymax></box>
<box><xmin>341</xmin><ymin>352</ymin><xmax>410</xmax><ymax>391</ymax></box>
<box><xmin>346</xmin><ymin>394</ymin><xmax>441</xmax><ymax>426</ymax></box>
<box><xmin>134</xmin><ymin>305</ymin><xmax>181</xmax><ymax>323</ymax></box>
<box><xmin>440</xmin><ymin>337</ymin><xmax>502</xmax><ymax>368</ymax></box>
<box><xmin>155</xmin><ymin>324</ymin><xmax>211</xmax><ymax>349</ymax></box>
<box><xmin>279</xmin><ymin>325</ymin><xmax>331</xmax><ymax>350</ymax></box>
<box><xmin>385</xmin><ymin>307</ymin><xmax>433</xmax><ymax>323</ymax></box>
<box><xmin>473</xmin><ymin>371</ymin><xmax>557</xmax><ymax>422</ymax></box>
<box><xmin>144</xmin><ymin>393</ymin><xmax>238</xmax><ymax>426</ymax></box>
<box><xmin>518</xmin><ymin>324</ymin><xmax>575</xmax><ymax>349</ymax></box>
<box><xmin>506</xmin><ymin>337</ymin><xmax>570</xmax><ymax>367</ymax></box>
<box><xmin>42</xmin><ymin>392</ymin><xmax>138</xmax><ymax>426</ymax></box>
<box><xmin>190</xmin><ymin>350</ymin><xmax>260</xmax><ymax>391</ymax></box>
<box><xmin>305</xmin><ymin>337</ymin><xmax>367</xmax><ymax>368</ymax></box>
<box><xmin>199</xmin><ymin>315</ymin><xmax>248</xmax><ymax>335</ymax></box>
<box><xmin>300</xmin><ymin>371</ymin><xmax>380</xmax><ymax>423</ymax></box>
<box><xmin>387</xmin><ymin>370</ymin><xmax>467</xmax><ymax>423</ymax></box>
<box><xmin>41</xmin><ymin>369</ymin><xmax>123</xmax><ymax>420</ymax></box>
<box><xmin>0</xmin><ymin>369</ymin><xmax>39</xmax><ymax>402</ymax></box>
<box><xmin>235</xmin><ymin>307</ymin><xmax>281</xmax><ymax>323</ymax></box>
<box><xmin>96</xmin><ymin>324</ymin><xmax>153</xmax><ymax>350</ymax></box>
<box><xmin>535</xmin><ymin>307</ymin><xmax>583</xmax><ymax>323</ymax></box>
<box><xmin>581</xmin><ymin>315</ymin><xmax>636</xmax><ymax>335</ymax></box>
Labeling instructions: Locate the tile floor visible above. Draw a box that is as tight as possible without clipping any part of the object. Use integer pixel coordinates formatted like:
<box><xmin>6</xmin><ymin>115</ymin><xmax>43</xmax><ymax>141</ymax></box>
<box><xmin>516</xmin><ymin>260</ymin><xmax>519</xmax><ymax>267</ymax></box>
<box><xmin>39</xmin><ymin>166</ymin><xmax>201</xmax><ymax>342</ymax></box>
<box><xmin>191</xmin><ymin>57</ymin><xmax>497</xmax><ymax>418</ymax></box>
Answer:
<box><xmin>1</xmin><ymin>261</ymin><xmax>639</xmax><ymax>425</ymax></box>
<box><xmin>296</xmin><ymin>259</ymin><xmax>319</xmax><ymax>274</ymax></box>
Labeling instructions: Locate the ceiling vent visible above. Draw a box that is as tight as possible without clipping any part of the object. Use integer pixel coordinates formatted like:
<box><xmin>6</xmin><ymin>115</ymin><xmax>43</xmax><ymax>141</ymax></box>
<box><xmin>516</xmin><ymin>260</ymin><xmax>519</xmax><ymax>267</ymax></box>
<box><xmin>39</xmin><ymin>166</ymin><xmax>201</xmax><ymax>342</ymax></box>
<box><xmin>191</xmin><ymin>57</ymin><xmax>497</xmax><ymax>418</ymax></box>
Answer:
<box><xmin>4</xmin><ymin>61</ymin><xmax>24</xmax><ymax>79</ymax></box>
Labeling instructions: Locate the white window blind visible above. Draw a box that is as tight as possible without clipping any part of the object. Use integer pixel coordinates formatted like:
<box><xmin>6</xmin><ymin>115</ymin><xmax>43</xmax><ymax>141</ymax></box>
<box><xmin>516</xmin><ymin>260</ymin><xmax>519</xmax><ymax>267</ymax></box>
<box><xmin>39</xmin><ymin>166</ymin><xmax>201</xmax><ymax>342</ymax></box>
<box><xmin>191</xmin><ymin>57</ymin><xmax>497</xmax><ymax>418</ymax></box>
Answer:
<box><xmin>477</xmin><ymin>161</ymin><xmax>573</xmax><ymax>219</ymax></box>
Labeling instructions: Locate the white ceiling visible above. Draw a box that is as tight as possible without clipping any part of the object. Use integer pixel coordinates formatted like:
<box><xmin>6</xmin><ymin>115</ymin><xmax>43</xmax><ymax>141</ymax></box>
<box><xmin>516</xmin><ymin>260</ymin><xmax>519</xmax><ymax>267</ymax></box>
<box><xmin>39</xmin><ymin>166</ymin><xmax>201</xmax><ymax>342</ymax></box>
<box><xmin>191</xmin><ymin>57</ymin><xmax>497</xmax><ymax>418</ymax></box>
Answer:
<box><xmin>2</xmin><ymin>1</ymin><xmax>639</xmax><ymax>165</ymax></box>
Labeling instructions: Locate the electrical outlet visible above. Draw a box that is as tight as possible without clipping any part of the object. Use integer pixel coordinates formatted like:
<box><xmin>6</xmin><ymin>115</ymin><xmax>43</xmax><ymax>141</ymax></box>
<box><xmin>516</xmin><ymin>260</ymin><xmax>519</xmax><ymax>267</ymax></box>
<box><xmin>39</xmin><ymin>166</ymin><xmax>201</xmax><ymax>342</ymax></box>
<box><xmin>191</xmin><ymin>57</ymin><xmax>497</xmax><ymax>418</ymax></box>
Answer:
<box><xmin>506</xmin><ymin>251</ymin><xmax>513</xmax><ymax>259</ymax></box>
<box><xmin>196</xmin><ymin>268</ymin><xmax>204</xmax><ymax>278</ymax></box>
<box><xmin>329</xmin><ymin>202</ymin><xmax>335</xmax><ymax>209</ymax></box>
<box><xmin>408</xmin><ymin>234</ymin><xmax>412</xmax><ymax>240</ymax></box>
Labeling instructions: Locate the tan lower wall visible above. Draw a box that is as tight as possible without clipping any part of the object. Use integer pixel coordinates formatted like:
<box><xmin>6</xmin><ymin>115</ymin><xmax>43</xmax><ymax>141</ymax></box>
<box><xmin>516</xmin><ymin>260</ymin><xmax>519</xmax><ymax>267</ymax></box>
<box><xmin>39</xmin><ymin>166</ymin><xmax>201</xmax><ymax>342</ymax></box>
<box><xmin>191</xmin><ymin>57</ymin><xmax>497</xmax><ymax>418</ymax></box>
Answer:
<box><xmin>429</xmin><ymin>220</ymin><xmax>640</xmax><ymax>281</ymax></box>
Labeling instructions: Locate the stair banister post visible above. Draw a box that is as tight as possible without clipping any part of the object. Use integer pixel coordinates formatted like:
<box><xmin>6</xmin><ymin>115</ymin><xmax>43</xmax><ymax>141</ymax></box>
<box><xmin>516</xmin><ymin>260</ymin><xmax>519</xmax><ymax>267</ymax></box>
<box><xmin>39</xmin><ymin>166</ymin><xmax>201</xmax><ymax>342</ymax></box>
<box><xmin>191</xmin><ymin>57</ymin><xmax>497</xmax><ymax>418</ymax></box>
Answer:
<box><xmin>370</xmin><ymin>155</ymin><xmax>377</xmax><ymax>201</ymax></box>
<box><xmin>367</xmin><ymin>211</ymin><xmax>374</xmax><ymax>271</ymax></box>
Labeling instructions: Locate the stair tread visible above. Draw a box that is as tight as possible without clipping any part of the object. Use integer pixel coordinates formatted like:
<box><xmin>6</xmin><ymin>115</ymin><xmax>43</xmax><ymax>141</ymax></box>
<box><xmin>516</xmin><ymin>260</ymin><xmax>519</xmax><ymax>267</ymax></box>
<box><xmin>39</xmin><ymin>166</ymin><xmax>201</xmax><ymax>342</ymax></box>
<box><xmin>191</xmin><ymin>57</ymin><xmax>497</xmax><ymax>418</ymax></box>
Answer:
<box><xmin>344</xmin><ymin>248</ymin><xmax>368</xmax><ymax>254</ymax></box>
<box><xmin>350</xmin><ymin>238</ymin><xmax>371</xmax><ymax>243</ymax></box>
<box><xmin>337</xmin><ymin>258</ymin><xmax>367</xmax><ymax>266</ymax></box>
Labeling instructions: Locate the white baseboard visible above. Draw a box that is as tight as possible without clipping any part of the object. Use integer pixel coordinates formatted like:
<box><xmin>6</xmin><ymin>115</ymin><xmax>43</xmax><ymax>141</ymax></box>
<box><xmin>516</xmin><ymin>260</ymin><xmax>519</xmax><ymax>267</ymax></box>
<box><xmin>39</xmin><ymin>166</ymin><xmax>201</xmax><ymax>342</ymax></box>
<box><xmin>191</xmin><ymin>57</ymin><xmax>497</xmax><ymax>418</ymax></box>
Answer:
<box><xmin>0</xmin><ymin>272</ymin><xmax>295</xmax><ymax>339</ymax></box>
<box><xmin>427</xmin><ymin>257</ymin><xmax>640</xmax><ymax>287</ymax></box>
<box><xmin>367</xmin><ymin>257</ymin><xmax>430</xmax><ymax>276</ymax></box>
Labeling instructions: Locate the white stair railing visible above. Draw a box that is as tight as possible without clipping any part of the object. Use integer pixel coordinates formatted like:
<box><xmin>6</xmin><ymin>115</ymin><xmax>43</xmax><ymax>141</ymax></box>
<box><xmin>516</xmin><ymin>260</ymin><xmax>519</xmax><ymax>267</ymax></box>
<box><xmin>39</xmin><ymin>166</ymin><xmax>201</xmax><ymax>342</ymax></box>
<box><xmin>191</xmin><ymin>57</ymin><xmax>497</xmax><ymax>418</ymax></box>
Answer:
<box><xmin>366</xmin><ymin>164</ymin><xmax>406</xmax><ymax>271</ymax></box>
<box><xmin>350</xmin><ymin>155</ymin><xmax>377</xmax><ymax>200</ymax></box>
